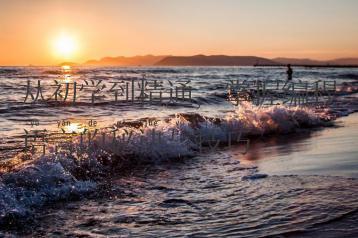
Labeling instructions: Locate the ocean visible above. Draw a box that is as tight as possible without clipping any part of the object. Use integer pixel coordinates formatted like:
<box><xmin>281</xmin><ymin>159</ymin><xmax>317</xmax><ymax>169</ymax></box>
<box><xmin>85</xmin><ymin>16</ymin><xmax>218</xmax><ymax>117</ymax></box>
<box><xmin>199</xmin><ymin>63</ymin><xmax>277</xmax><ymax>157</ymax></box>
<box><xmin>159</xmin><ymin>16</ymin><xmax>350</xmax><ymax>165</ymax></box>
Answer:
<box><xmin>0</xmin><ymin>66</ymin><xmax>357</xmax><ymax>237</ymax></box>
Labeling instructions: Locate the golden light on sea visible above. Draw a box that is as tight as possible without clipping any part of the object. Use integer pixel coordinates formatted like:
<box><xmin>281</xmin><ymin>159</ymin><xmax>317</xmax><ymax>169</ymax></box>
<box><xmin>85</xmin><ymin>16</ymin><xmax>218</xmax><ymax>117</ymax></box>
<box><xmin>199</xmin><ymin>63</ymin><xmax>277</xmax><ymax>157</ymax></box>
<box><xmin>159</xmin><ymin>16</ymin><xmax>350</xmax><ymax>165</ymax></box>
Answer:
<box><xmin>60</xmin><ymin>65</ymin><xmax>72</xmax><ymax>83</ymax></box>
<box><xmin>63</xmin><ymin>123</ymin><xmax>85</xmax><ymax>134</ymax></box>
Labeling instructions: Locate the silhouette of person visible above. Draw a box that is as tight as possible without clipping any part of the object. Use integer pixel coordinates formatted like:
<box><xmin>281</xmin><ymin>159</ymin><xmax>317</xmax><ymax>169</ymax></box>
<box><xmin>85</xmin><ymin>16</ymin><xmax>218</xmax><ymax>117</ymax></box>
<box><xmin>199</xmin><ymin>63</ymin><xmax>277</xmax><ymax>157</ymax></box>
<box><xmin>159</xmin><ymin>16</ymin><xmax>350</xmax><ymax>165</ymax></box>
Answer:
<box><xmin>286</xmin><ymin>64</ymin><xmax>293</xmax><ymax>81</ymax></box>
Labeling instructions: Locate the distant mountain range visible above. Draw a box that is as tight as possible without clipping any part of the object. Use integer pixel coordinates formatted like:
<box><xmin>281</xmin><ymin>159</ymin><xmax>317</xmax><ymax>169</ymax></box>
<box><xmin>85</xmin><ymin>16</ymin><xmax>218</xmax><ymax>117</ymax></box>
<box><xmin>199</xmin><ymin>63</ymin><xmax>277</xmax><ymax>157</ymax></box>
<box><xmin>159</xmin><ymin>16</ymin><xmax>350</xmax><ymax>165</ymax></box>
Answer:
<box><xmin>273</xmin><ymin>57</ymin><xmax>358</xmax><ymax>66</ymax></box>
<box><xmin>155</xmin><ymin>55</ymin><xmax>278</xmax><ymax>66</ymax></box>
<box><xmin>62</xmin><ymin>55</ymin><xmax>358</xmax><ymax>66</ymax></box>
<box><xmin>84</xmin><ymin>55</ymin><xmax>167</xmax><ymax>66</ymax></box>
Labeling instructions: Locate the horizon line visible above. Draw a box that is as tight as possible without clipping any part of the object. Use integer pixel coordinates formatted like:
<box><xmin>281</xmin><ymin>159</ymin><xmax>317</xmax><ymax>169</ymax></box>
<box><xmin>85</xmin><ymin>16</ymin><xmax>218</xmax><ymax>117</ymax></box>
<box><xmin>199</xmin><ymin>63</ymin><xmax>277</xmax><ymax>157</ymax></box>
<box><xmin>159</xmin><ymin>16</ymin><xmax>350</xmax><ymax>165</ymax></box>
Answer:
<box><xmin>2</xmin><ymin>54</ymin><xmax>358</xmax><ymax>67</ymax></box>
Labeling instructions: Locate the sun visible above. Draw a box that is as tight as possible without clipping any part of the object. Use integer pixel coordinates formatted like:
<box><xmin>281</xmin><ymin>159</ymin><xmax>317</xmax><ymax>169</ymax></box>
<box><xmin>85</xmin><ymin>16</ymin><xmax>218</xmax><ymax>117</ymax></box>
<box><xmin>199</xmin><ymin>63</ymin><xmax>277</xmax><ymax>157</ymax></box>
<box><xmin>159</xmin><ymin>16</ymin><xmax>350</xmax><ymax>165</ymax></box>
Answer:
<box><xmin>53</xmin><ymin>34</ymin><xmax>77</xmax><ymax>58</ymax></box>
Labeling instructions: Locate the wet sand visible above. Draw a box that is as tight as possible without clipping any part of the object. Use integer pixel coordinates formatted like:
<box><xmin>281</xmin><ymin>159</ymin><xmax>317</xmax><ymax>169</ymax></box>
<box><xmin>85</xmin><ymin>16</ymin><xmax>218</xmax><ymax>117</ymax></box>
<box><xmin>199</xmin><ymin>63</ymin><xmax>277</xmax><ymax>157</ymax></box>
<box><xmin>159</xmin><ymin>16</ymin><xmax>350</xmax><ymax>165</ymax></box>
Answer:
<box><xmin>241</xmin><ymin>113</ymin><xmax>358</xmax><ymax>178</ymax></box>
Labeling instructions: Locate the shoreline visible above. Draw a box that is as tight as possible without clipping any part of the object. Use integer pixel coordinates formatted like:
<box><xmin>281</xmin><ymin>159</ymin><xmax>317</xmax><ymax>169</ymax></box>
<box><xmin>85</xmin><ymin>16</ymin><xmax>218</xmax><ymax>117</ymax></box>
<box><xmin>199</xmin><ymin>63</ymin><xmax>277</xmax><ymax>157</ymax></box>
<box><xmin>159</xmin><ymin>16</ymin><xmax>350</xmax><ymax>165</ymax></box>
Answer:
<box><xmin>240</xmin><ymin>112</ymin><xmax>358</xmax><ymax>178</ymax></box>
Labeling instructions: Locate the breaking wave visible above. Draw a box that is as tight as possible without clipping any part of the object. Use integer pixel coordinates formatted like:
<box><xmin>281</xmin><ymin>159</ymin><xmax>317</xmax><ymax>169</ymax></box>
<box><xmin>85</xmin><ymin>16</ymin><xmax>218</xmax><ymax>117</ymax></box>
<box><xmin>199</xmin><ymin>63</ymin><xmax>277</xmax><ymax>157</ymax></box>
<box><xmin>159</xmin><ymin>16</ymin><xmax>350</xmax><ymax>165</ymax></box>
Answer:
<box><xmin>0</xmin><ymin>103</ymin><xmax>333</xmax><ymax>227</ymax></box>
<box><xmin>0</xmin><ymin>156</ymin><xmax>95</xmax><ymax>227</ymax></box>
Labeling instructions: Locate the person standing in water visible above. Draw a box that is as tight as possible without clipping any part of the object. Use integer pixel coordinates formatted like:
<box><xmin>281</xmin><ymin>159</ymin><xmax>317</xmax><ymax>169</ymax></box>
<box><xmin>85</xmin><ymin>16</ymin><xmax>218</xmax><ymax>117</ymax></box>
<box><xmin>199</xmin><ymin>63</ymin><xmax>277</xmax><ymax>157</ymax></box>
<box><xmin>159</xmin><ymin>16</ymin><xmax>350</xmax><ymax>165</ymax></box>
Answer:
<box><xmin>286</xmin><ymin>64</ymin><xmax>293</xmax><ymax>81</ymax></box>
<box><xmin>282</xmin><ymin>64</ymin><xmax>293</xmax><ymax>90</ymax></box>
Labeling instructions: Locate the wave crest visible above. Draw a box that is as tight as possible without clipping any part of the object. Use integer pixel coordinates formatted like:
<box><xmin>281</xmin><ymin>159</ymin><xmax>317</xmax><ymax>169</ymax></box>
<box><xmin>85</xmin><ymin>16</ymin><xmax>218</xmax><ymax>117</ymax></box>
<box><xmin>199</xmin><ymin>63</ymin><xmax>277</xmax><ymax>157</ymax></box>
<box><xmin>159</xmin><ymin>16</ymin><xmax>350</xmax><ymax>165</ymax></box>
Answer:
<box><xmin>0</xmin><ymin>103</ymin><xmax>329</xmax><ymax>227</ymax></box>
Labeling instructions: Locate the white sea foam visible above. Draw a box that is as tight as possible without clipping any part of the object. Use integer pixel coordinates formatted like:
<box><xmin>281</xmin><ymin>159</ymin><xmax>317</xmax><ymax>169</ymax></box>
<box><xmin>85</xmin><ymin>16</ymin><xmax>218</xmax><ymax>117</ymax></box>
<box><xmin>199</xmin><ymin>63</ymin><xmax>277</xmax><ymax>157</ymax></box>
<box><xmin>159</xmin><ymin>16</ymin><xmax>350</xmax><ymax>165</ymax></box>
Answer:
<box><xmin>0</xmin><ymin>156</ymin><xmax>95</xmax><ymax>227</ymax></box>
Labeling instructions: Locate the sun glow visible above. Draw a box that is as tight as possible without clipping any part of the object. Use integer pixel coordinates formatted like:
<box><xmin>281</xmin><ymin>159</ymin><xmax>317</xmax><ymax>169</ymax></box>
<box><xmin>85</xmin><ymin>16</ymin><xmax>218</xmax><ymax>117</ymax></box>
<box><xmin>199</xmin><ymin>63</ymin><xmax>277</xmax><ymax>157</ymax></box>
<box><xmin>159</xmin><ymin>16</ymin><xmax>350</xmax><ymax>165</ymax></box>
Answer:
<box><xmin>61</xmin><ymin>65</ymin><xmax>71</xmax><ymax>70</ymax></box>
<box><xmin>63</xmin><ymin>123</ymin><xmax>85</xmax><ymax>134</ymax></box>
<box><xmin>53</xmin><ymin>34</ymin><xmax>77</xmax><ymax>58</ymax></box>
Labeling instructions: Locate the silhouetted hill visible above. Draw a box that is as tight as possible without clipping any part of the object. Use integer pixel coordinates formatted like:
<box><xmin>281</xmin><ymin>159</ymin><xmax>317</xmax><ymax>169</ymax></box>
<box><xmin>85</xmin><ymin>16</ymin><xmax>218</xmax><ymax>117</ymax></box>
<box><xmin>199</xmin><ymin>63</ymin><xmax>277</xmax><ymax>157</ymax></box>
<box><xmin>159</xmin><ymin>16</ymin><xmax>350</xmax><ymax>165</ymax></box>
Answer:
<box><xmin>274</xmin><ymin>57</ymin><xmax>358</xmax><ymax>66</ymax></box>
<box><xmin>61</xmin><ymin>55</ymin><xmax>358</xmax><ymax>67</ymax></box>
<box><xmin>58</xmin><ymin>62</ymin><xmax>79</xmax><ymax>66</ymax></box>
<box><xmin>155</xmin><ymin>55</ymin><xmax>278</xmax><ymax>66</ymax></box>
<box><xmin>273</xmin><ymin>58</ymin><xmax>323</xmax><ymax>65</ymax></box>
<box><xmin>328</xmin><ymin>58</ymin><xmax>358</xmax><ymax>65</ymax></box>
<box><xmin>84</xmin><ymin>55</ymin><xmax>167</xmax><ymax>66</ymax></box>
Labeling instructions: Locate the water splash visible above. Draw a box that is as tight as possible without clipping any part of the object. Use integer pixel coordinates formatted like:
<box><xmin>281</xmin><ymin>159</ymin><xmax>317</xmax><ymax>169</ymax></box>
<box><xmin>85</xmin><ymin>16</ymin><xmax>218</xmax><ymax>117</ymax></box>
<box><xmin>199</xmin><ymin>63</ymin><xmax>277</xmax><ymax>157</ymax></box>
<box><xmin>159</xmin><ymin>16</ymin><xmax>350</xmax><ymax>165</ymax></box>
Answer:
<box><xmin>0</xmin><ymin>102</ymin><xmax>335</xmax><ymax>228</ymax></box>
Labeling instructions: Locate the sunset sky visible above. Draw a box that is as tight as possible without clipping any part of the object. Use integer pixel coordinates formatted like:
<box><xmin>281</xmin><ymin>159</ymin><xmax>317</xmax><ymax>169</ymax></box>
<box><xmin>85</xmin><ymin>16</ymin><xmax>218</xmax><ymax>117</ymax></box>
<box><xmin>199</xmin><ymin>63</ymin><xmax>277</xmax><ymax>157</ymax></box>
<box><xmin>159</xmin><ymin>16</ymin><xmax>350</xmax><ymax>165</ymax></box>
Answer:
<box><xmin>1</xmin><ymin>0</ymin><xmax>358</xmax><ymax>66</ymax></box>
